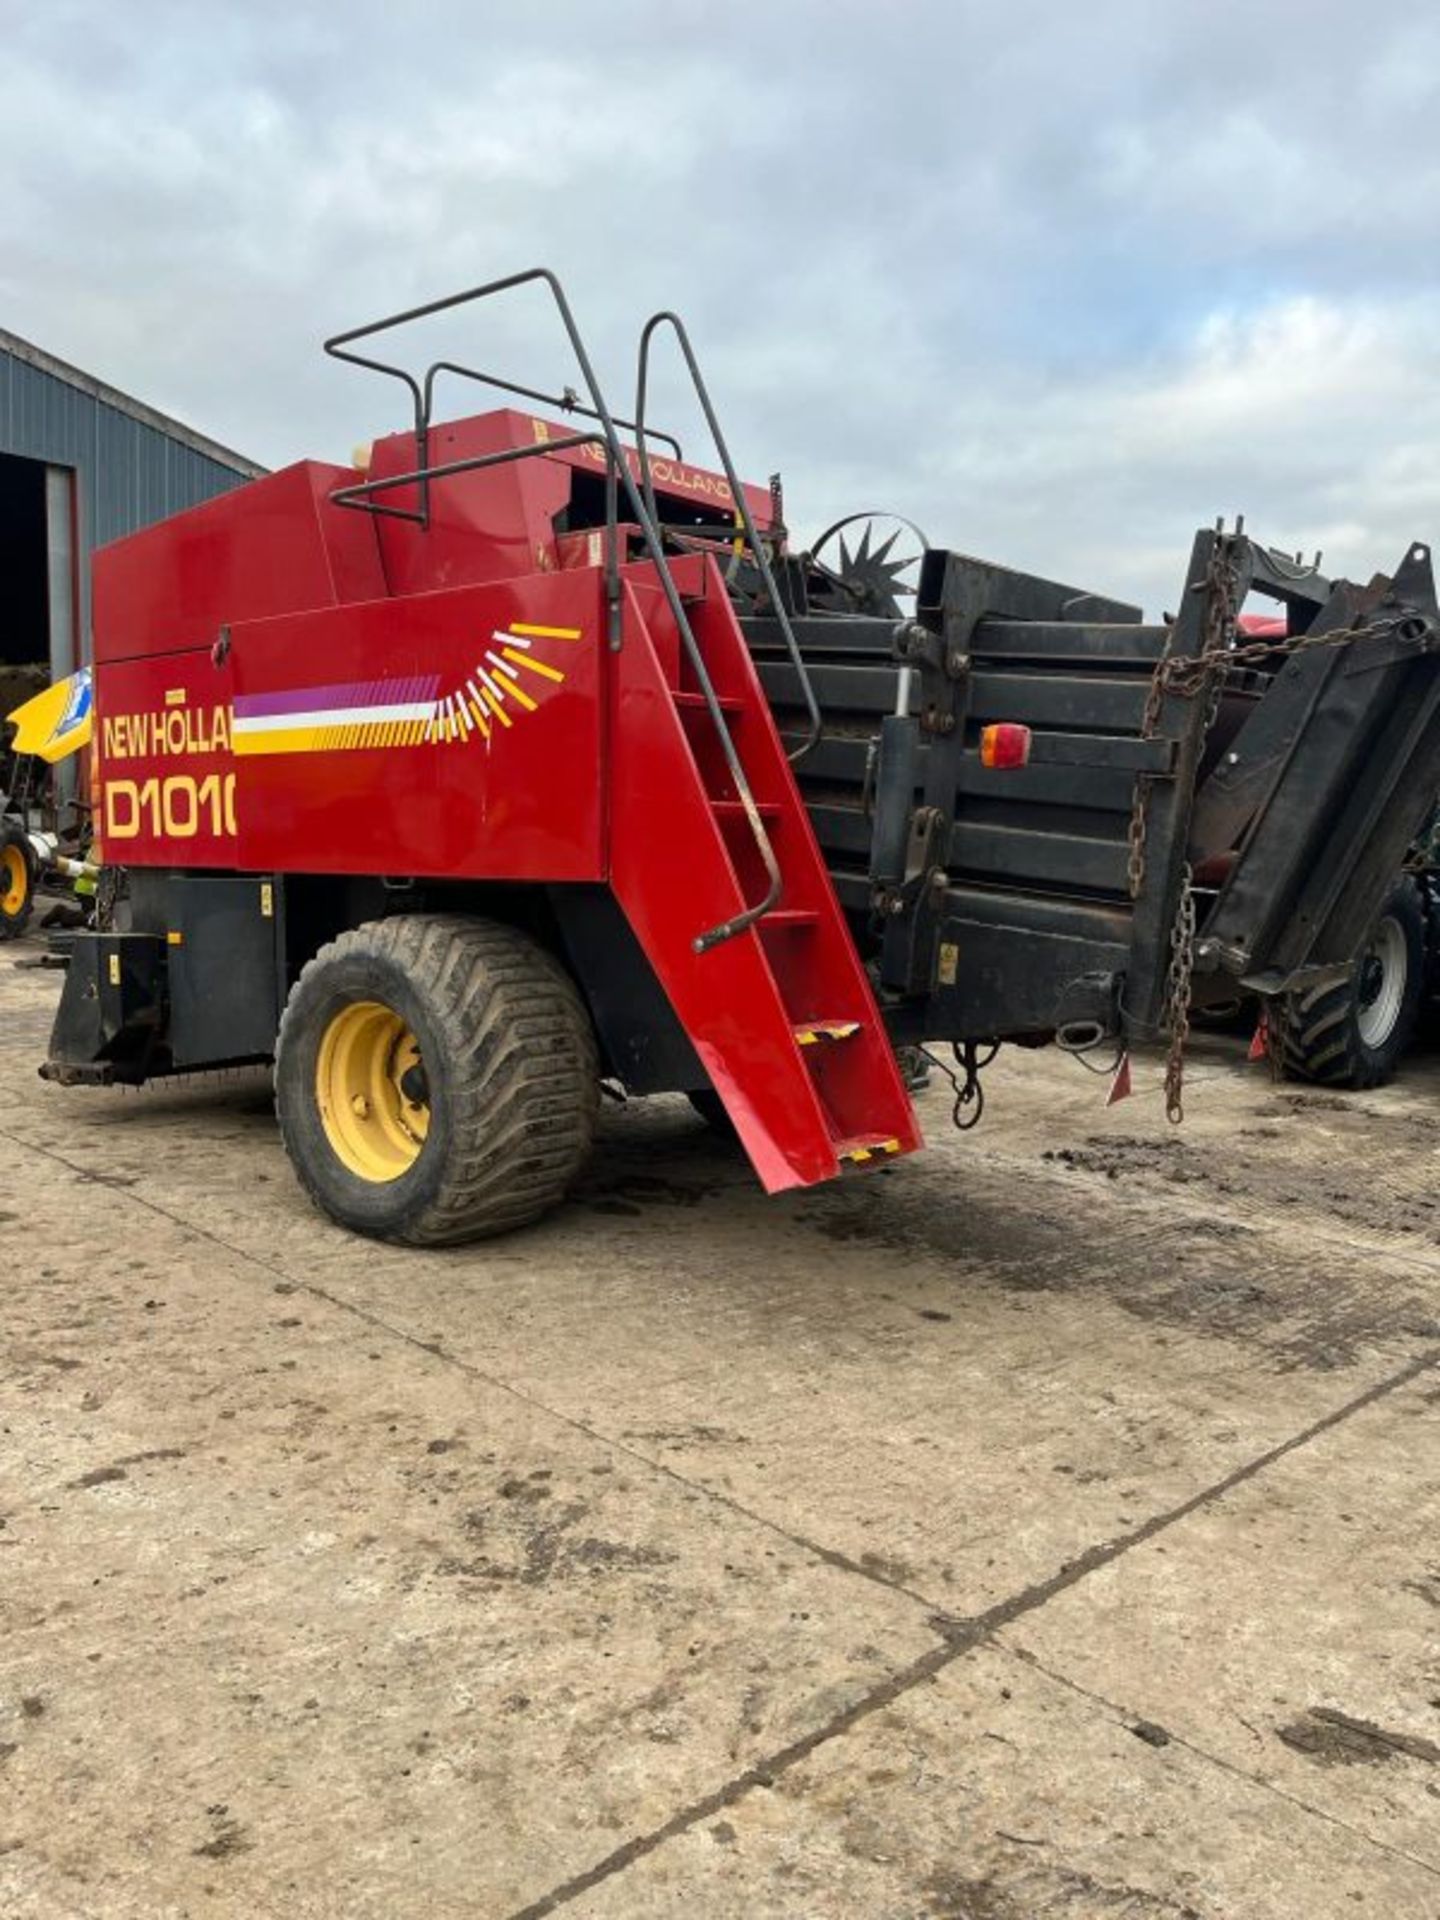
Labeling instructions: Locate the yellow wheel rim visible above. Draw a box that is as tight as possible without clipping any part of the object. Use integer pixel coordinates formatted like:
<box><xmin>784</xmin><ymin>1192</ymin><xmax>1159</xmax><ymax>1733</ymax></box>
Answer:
<box><xmin>0</xmin><ymin>844</ymin><xmax>28</xmax><ymax>921</ymax></box>
<box><xmin>315</xmin><ymin>1000</ymin><xmax>430</xmax><ymax>1183</ymax></box>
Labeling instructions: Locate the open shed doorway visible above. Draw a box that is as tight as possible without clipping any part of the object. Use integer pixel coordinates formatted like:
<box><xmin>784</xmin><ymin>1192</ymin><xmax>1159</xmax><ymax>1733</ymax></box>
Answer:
<box><xmin>2</xmin><ymin>450</ymin><xmax>79</xmax><ymax>813</ymax></box>
<box><xmin>0</xmin><ymin>451</ymin><xmax>51</xmax><ymax>673</ymax></box>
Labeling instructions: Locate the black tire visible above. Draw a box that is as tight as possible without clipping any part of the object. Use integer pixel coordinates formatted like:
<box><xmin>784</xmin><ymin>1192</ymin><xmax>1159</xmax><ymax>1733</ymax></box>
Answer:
<box><xmin>275</xmin><ymin>914</ymin><xmax>598</xmax><ymax>1244</ymax></box>
<box><xmin>0</xmin><ymin>826</ymin><xmax>36</xmax><ymax>940</ymax></box>
<box><xmin>1278</xmin><ymin>878</ymin><xmax>1425</xmax><ymax>1089</ymax></box>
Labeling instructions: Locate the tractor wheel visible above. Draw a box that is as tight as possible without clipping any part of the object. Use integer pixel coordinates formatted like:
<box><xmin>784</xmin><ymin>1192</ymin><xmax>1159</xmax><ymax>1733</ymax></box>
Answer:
<box><xmin>275</xmin><ymin>914</ymin><xmax>598</xmax><ymax>1244</ymax></box>
<box><xmin>0</xmin><ymin>827</ymin><xmax>36</xmax><ymax>940</ymax></box>
<box><xmin>1278</xmin><ymin>878</ymin><xmax>1425</xmax><ymax>1089</ymax></box>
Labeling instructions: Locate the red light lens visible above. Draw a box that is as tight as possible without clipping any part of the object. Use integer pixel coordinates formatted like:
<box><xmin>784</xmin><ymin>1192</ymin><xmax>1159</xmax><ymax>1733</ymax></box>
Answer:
<box><xmin>980</xmin><ymin>722</ymin><xmax>1032</xmax><ymax>769</ymax></box>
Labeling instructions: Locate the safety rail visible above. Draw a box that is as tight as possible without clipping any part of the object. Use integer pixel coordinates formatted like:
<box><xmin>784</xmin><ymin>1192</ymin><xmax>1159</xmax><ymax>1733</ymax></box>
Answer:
<box><xmin>421</xmin><ymin>361</ymin><xmax>683</xmax><ymax>464</ymax></box>
<box><xmin>634</xmin><ymin>310</ymin><xmax>823</xmax><ymax>765</ymax></box>
<box><xmin>322</xmin><ymin>266</ymin><xmax>784</xmax><ymax>953</ymax></box>
<box><xmin>329</xmin><ymin>430</ymin><xmax>623</xmax><ymax>648</ymax></box>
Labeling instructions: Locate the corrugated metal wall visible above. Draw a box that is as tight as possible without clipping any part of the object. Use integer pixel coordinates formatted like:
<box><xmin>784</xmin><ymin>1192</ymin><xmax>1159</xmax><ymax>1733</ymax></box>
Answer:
<box><xmin>0</xmin><ymin>335</ymin><xmax>262</xmax><ymax>670</ymax></box>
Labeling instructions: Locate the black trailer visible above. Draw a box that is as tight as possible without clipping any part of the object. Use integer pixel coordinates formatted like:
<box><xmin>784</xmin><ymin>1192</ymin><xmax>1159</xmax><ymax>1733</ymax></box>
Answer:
<box><xmin>740</xmin><ymin>522</ymin><xmax>1440</xmax><ymax>1117</ymax></box>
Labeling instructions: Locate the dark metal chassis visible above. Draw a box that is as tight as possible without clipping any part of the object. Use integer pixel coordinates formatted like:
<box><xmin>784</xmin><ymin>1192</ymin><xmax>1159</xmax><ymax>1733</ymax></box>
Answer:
<box><xmin>742</xmin><ymin>526</ymin><xmax>1440</xmax><ymax>1060</ymax></box>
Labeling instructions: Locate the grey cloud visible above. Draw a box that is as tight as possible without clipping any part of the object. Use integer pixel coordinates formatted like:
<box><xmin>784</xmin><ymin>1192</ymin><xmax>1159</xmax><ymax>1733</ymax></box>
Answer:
<box><xmin>4</xmin><ymin>1</ymin><xmax>1440</xmax><ymax>614</ymax></box>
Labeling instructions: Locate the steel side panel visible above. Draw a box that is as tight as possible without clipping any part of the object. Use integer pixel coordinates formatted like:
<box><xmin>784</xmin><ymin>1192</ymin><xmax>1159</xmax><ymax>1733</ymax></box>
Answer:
<box><xmin>93</xmin><ymin>573</ymin><xmax>605</xmax><ymax>878</ymax></box>
<box><xmin>230</xmin><ymin>576</ymin><xmax>605</xmax><ymax>879</ymax></box>
<box><xmin>93</xmin><ymin>461</ymin><xmax>386</xmax><ymax>666</ymax></box>
<box><xmin>94</xmin><ymin>647</ymin><xmax>238</xmax><ymax>868</ymax></box>
<box><xmin>168</xmin><ymin>876</ymin><xmax>281</xmax><ymax>1065</ymax></box>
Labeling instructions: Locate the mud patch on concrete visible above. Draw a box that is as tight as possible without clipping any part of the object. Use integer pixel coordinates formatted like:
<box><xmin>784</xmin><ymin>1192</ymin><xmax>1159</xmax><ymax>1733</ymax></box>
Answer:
<box><xmin>1401</xmin><ymin>1572</ymin><xmax>1440</xmax><ymax>1609</ymax></box>
<box><xmin>69</xmin><ymin>1464</ymin><xmax>127</xmax><ymax>1489</ymax></box>
<box><xmin>1046</xmin><ymin>1130</ymin><xmax>1440</xmax><ymax>1241</ymax></box>
<box><xmin>624</xmin><ymin>1424</ymin><xmax>749</xmax><ymax>1448</ymax></box>
<box><xmin>1276</xmin><ymin>1706</ymin><xmax>1440</xmax><ymax>1766</ymax></box>
<box><xmin>193</xmin><ymin>1807</ymin><xmax>252</xmax><ymax>1859</ymax></box>
<box><xmin>924</xmin><ymin>1868</ymin><xmax>1025</xmax><ymax>1918</ymax></box>
<box><xmin>437</xmin><ymin>1482</ymin><xmax>678</xmax><ymax>1589</ymax></box>
<box><xmin>577</xmin><ymin>1166</ymin><xmax>725</xmax><ymax>1212</ymax></box>
<box><xmin>790</xmin><ymin>1138</ymin><xmax>1429</xmax><ymax>1370</ymax></box>
<box><xmin>1257</xmin><ymin>1092</ymin><xmax>1375</xmax><ymax>1118</ymax></box>
<box><xmin>925</xmin><ymin>1862</ymin><xmax>1201</xmax><ymax>1917</ymax></box>
<box><xmin>795</xmin><ymin>1184</ymin><xmax>1071</xmax><ymax>1270</ymax></box>
<box><xmin>1044</xmin><ymin>1138</ymin><xmax>1188</xmax><ymax>1182</ymax></box>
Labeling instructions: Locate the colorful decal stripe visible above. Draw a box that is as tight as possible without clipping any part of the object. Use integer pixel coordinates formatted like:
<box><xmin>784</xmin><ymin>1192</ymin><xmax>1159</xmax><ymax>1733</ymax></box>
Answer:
<box><xmin>424</xmin><ymin>625</ymin><xmax>582</xmax><ymax>747</ymax></box>
<box><xmin>230</xmin><ymin>624</ymin><xmax>582</xmax><ymax>757</ymax></box>
<box><xmin>234</xmin><ymin>704</ymin><xmax>438</xmax><ymax>757</ymax></box>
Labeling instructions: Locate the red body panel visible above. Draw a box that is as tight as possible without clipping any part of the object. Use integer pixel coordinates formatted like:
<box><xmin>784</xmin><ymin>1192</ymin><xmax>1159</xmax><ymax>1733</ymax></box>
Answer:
<box><xmin>93</xmin><ymin>462</ymin><xmax>385</xmax><ymax>666</ymax></box>
<box><xmin>367</xmin><ymin>408</ymin><xmax>774</xmax><ymax>599</ymax></box>
<box><xmin>96</xmin><ymin>647</ymin><xmax>237</xmax><ymax>867</ymax></box>
<box><xmin>229</xmin><ymin>573</ymin><xmax>605</xmax><ymax>881</ymax></box>
<box><xmin>369</xmin><ymin>412</ymin><xmax>572</xmax><ymax>594</ymax></box>
<box><xmin>88</xmin><ymin>406</ymin><xmax>918</xmax><ymax>1192</ymax></box>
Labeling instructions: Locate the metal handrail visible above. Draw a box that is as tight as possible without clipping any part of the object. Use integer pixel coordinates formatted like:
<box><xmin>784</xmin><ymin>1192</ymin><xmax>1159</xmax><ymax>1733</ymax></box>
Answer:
<box><xmin>634</xmin><ymin>310</ymin><xmax>823</xmax><ymax>766</ymax></box>
<box><xmin>323</xmin><ymin>267</ymin><xmax>782</xmax><ymax>952</ymax></box>
<box><xmin>330</xmin><ymin>430</ymin><xmax>610</xmax><ymax>510</ymax></box>
<box><xmin>330</xmin><ymin>429</ymin><xmax>622</xmax><ymax>649</ymax></box>
<box><xmin>420</xmin><ymin>361</ymin><xmax>684</xmax><ymax>462</ymax></box>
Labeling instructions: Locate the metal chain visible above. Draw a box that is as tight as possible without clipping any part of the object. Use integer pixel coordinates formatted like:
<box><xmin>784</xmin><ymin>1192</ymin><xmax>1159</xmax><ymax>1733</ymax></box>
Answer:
<box><xmin>1156</xmin><ymin>609</ymin><xmax>1416</xmax><ymax>700</ymax></box>
<box><xmin>1162</xmin><ymin>865</ymin><xmax>1197</xmax><ymax>1123</ymax></box>
<box><xmin>1123</xmin><ymin>532</ymin><xmax>1432</xmax><ymax>1124</ymax></box>
<box><xmin>1124</xmin><ymin>772</ymin><xmax>1150</xmax><ymax>901</ymax></box>
<box><xmin>1150</xmin><ymin>540</ymin><xmax>1240</xmax><ymax>1123</ymax></box>
<box><xmin>1126</xmin><ymin>533</ymin><xmax>1242</xmax><ymax>902</ymax></box>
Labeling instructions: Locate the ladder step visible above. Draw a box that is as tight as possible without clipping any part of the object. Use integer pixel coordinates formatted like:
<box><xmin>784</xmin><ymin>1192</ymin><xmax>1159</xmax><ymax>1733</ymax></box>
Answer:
<box><xmin>674</xmin><ymin>690</ymin><xmax>744</xmax><ymax>714</ymax></box>
<box><xmin>793</xmin><ymin>1020</ymin><xmax>862</xmax><ymax>1047</ymax></box>
<box><xmin>711</xmin><ymin>799</ymin><xmax>781</xmax><ymax>822</ymax></box>
<box><xmin>835</xmin><ymin>1133</ymin><xmax>906</xmax><ymax>1168</ymax></box>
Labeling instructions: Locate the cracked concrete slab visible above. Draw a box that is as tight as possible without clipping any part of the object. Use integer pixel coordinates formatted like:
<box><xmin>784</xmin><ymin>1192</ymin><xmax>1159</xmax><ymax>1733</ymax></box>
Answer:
<box><xmin>560</xmin><ymin>1645</ymin><xmax>1440</xmax><ymax>1919</ymax></box>
<box><xmin>1</xmin><ymin>937</ymin><xmax>1436</xmax><ymax>1917</ymax></box>
<box><xmin>1006</xmin><ymin>1371</ymin><xmax>1440</xmax><ymax>1871</ymax></box>
<box><xmin>0</xmin><ymin>1138</ymin><xmax>939</xmax><ymax>1916</ymax></box>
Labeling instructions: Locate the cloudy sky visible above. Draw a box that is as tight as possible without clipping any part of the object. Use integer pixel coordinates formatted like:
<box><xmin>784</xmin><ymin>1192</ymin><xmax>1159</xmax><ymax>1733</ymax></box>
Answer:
<box><xmin>4</xmin><ymin>0</ymin><xmax>1440</xmax><ymax>615</ymax></box>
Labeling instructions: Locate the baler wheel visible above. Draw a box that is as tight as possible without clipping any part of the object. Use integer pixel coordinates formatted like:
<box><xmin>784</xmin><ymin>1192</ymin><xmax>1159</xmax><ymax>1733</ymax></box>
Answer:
<box><xmin>0</xmin><ymin>829</ymin><xmax>36</xmax><ymax>940</ymax></box>
<box><xmin>1276</xmin><ymin>878</ymin><xmax>1425</xmax><ymax>1089</ymax></box>
<box><xmin>275</xmin><ymin>914</ymin><xmax>598</xmax><ymax>1244</ymax></box>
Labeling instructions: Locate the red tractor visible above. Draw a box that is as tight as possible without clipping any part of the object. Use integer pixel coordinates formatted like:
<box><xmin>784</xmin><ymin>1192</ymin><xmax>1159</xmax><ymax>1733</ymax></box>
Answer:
<box><xmin>41</xmin><ymin>269</ymin><xmax>1440</xmax><ymax>1241</ymax></box>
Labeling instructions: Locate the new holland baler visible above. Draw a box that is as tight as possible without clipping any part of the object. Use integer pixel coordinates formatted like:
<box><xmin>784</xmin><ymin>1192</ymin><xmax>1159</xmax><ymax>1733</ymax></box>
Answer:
<box><xmin>39</xmin><ymin>269</ymin><xmax>1440</xmax><ymax>1242</ymax></box>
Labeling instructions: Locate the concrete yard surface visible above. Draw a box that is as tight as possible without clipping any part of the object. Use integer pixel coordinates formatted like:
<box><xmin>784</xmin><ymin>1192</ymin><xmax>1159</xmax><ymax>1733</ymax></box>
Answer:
<box><xmin>1</xmin><ymin>929</ymin><xmax>1437</xmax><ymax>1919</ymax></box>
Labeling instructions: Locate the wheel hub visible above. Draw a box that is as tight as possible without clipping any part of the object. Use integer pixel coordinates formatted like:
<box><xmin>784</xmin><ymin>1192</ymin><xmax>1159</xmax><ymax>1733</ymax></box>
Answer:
<box><xmin>1</xmin><ymin>844</ymin><xmax>28</xmax><ymax>919</ymax></box>
<box><xmin>315</xmin><ymin>1000</ymin><xmax>430</xmax><ymax>1182</ymax></box>
<box><xmin>1355</xmin><ymin>915</ymin><xmax>1407</xmax><ymax>1050</ymax></box>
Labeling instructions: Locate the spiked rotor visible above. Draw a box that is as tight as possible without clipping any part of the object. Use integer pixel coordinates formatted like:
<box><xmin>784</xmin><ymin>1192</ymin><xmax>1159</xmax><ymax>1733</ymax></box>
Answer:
<box><xmin>807</xmin><ymin>512</ymin><xmax>929</xmax><ymax>619</ymax></box>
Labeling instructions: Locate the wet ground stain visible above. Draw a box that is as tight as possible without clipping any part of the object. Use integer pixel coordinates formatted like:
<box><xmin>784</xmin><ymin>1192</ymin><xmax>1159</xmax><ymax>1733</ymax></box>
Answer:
<box><xmin>1045</xmin><ymin>1127</ymin><xmax>1440</xmax><ymax>1239</ymax></box>
<box><xmin>1276</xmin><ymin>1705</ymin><xmax>1440</xmax><ymax>1766</ymax></box>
